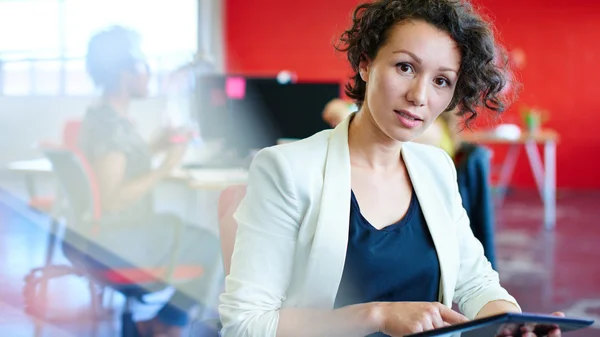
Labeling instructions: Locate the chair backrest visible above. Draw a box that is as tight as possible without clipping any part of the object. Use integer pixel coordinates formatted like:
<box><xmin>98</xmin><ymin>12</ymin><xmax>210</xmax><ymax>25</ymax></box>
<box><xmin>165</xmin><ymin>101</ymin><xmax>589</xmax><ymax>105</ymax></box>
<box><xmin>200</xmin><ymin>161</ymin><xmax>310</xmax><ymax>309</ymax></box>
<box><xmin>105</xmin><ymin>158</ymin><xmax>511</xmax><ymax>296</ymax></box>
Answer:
<box><xmin>62</xmin><ymin>119</ymin><xmax>82</xmax><ymax>150</ymax></box>
<box><xmin>41</xmin><ymin>145</ymin><xmax>102</xmax><ymax>234</ymax></box>
<box><xmin>217</xmin><ymin>184</ymin><xmax>247</xmax><ymax>276</ymax></box>
<box><xmin>41</xmin><ymin>145</ymin><xmax>186</xmax><ymax>286</ymax></box>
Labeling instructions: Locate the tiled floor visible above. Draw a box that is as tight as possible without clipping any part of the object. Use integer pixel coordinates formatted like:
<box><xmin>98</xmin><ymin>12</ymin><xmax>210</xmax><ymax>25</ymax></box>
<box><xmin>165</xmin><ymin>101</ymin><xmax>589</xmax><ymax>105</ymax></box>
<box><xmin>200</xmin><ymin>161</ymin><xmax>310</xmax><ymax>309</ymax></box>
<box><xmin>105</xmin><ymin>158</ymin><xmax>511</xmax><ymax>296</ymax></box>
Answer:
<box><xmin>0</xmin><ymin>186</ymin><xmax>599</xmax><ymax>336</ymax></box>
<box><xmin>494</xmin><ymin>190</ymin><xmax>600</xmax><ymax>336</ymax></box>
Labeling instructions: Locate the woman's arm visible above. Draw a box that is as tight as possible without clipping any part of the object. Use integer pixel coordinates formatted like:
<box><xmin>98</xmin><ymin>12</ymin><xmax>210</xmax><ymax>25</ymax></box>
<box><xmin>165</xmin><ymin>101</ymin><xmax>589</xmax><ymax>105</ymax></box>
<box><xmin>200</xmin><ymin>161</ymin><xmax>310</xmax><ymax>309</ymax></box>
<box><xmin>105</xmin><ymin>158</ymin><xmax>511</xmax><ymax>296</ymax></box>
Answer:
<box><xmin>277</xmin><ymin>304</ymin><xmax>379</xmax><ymax>337</ymax></box>
<box><xmin>218</xmin><ymin>147</ymin><xmax>299</xmax><ymax>336</ymax></box>
<box><xmin>476</xmin><ymin>300</ymin><xmax>521</xmax><ymax>319</ymax></box>
<box><xmin>94</xmin><ymin>144</ymin><xmax>185</xmax><ymax>212</ymax></box>
<box><xmin>440</xmin><ymin>149</ymin><xmax>521</xmax><ymax>319</ymax></box>
<box><xmin>278</xmin><ymin>302</ymin><xmax>468</xmax><ymax>337</ymax></box>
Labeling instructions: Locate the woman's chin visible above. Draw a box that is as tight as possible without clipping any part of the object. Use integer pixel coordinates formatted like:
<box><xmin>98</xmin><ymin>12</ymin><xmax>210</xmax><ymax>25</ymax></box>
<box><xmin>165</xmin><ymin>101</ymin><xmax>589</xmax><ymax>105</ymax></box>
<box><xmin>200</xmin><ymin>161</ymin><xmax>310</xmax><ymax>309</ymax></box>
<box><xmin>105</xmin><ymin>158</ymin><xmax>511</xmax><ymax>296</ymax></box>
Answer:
<box><xmin>390</xmin><ymin>129</ymin><xmax>423</xmax><ymax>144</ymax></box>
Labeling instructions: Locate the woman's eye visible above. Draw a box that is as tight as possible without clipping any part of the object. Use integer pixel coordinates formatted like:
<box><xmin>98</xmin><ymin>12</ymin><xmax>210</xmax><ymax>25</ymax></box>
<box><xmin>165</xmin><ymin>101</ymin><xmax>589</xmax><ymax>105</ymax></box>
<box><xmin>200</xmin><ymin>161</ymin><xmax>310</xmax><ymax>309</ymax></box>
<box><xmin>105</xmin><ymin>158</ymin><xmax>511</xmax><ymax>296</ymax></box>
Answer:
<box><xmin>435</xmin><ymin>77</ymin><xmax>450</xmax><ymax>87</ymax></box>
<box><xmin>397</xmin><ymin>63</ymin><xmax>413</xmax><ymax>73</ymax></box>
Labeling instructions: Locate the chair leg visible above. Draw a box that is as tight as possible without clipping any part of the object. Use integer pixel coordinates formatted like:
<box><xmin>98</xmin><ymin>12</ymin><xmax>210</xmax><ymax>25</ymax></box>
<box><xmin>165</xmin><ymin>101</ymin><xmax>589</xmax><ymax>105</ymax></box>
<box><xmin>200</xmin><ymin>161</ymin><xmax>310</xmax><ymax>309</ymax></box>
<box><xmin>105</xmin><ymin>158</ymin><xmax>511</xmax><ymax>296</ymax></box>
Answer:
<box><xmin>23</xmin><ymin>265</ymin><xmax>82</xmax><ymax>318</ymax></box>
<box><xmin>89</xmin><ymin>280</ymin><xmax>100</xmax><ymax>316</ymax></box>
<box><xmin>121</xmin><ymin>296</ymin><xmax>138</xmax><ymax>337</ymax></box>
<box><xmin>35</xmin><ymin>219</ymin><xmax>60</xmax><ymax>315</ymax></box>
<box><xmin>101</xmin><ymin>286</ymin><xmax>116</xmax><ymax>315</ymax></box>
<box><xmin>106</xmin><ymin>287</ymin><xmax>115</xmax><ymax>307</ymax></box>
<box><xmin>44</xmin><ymin>219</ymin><xmax>59</xmax><ymax>267</ymax></box>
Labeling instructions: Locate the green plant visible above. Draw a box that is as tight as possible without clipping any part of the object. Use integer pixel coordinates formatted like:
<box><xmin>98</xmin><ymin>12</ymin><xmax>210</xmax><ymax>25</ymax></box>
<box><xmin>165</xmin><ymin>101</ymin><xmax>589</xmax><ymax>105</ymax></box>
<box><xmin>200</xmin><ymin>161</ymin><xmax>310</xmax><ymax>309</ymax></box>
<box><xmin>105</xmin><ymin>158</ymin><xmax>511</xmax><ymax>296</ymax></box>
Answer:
<box><xmin>519</xmin><ymin>105</ymin><xmax>550</xmax><ymax>132</ymax></box>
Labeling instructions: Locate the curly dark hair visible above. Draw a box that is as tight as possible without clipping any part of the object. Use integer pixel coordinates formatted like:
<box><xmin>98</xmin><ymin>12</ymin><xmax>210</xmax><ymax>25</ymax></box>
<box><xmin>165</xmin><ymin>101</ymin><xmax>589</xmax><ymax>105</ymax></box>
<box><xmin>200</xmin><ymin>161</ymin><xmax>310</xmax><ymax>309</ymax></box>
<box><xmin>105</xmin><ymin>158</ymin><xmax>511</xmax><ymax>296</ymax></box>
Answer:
<box><xmin>336</xmin><ymin>0</ymin><xmax>516</xmax><ymax>124</ymax></box>
<box><xmin>86</xmin><ymin>25</ymin><xmax>144</xmax><ymax>91</ymax></box>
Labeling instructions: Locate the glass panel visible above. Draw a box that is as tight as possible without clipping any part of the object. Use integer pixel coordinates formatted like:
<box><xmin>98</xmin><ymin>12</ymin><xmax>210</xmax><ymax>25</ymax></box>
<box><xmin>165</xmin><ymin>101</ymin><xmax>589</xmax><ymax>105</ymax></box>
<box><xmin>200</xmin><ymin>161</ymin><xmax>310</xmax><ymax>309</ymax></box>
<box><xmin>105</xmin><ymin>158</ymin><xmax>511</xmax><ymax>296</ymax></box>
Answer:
<box><xmin>63</xmin><ymin>0</ymin><xmax>197</xmax><ymax>58</ymax></box>
<box><xmin>0</xmin><ymin>1</ymin><xmax>60</xmax><ymax>57</ymax></box>
<box><xmin>33</xmin><ymin>60</ymin><xmax>61</xmax><ymax>95</ymax></box>
<box><xmin>64</xmin><ymin>59</ymin><xmax>96</xmax><ymax>96</ymax></box>
<box><xmin>3</xmin><ymin>61</ymin><xmax>32</xmax><ymax>95</ymax></box>
<box><xmin>0</xmin><ymin>0</ymin><xmax>201</xmax><ymax>96</ymax></box>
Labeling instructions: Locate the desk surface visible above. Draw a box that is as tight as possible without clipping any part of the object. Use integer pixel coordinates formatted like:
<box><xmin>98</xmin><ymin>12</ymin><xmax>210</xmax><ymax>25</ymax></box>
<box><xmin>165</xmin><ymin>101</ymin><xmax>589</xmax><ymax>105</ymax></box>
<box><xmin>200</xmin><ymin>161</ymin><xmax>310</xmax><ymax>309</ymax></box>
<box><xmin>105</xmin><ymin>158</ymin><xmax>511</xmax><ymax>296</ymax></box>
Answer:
<box><xmin>6</xmin><ymin>158</ymin><xmax>248</xmax><ymax>190</ymax></box>
<box><xmin>460</xmin><ymin>129</ymin><xmax>559</xmax><ymax>144</ymax></box>
<box><xmin>5</xmin><ymin>158</ymin><xmax>53</xmax><ymax>173</ymax></box>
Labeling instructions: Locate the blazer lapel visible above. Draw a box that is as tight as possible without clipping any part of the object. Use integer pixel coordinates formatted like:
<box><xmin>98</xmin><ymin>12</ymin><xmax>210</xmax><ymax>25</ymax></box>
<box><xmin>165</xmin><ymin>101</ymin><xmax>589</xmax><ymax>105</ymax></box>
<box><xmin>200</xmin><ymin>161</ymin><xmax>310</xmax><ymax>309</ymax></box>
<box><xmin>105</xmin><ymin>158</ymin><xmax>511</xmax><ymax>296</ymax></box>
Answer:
<box><xmin>302</xmin><ymin>116</ymin><xmax>353</xmax><ymax>308</ymax></box>
<box><xmin>403</xmin><ymin>143</ymin><xmax>458</xmax><ymax>306</ymax></box>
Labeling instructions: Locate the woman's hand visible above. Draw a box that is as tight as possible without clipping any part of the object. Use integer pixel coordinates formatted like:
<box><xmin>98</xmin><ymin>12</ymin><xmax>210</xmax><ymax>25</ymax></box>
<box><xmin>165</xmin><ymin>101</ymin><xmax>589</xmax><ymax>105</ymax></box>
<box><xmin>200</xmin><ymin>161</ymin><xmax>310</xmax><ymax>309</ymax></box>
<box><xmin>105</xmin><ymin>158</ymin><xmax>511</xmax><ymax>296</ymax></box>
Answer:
<box><xmin>497</xmin><ymin>312</ymin><xmax>564</xmax><ymax>337</ymax></box>
<box><xmin>150</xmin><ymin>127</ymin><xmax>193</xmax><ymax>153</ymax></box>
<box><xmin>374</xmin><ymin>302</ymin><xmax>469</xmax><ymax>336</ymax></box>
<box><xmin>159</xmin><ymin>143</ymin><xmax>188</xmax><ymax>173</ymax></box>
<box><xmin>149</xmin><ymin>128</ymin><xmax>172</xmax><ymax>152</ymax></box>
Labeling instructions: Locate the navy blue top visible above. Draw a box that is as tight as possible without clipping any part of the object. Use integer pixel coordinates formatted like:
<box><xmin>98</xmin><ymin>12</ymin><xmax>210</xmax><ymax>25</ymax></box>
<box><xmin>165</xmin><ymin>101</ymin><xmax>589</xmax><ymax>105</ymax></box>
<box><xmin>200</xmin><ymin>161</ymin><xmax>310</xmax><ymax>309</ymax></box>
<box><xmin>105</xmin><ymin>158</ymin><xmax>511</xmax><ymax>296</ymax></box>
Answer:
<box><xmin>334</xmin><ymin>190</ymin><xmax>441</xmax><ymax>336</ymax></box>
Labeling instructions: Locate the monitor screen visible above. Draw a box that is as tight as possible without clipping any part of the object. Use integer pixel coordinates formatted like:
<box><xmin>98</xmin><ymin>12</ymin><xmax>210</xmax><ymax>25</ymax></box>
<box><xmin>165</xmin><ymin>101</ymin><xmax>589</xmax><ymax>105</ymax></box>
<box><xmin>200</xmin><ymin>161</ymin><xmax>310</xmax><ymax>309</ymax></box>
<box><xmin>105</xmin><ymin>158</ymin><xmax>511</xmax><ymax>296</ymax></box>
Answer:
<box><xmin>195</xmin><ymin>75</ymin><xmax>341</xmax><ymax>156</ymax></box>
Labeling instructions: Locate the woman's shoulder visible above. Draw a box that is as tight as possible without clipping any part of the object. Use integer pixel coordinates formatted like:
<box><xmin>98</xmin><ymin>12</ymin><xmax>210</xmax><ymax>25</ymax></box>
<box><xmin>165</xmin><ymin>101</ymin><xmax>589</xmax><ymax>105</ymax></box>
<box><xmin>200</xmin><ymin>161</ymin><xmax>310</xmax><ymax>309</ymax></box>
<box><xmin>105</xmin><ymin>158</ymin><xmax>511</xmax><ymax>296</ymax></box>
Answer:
<box><xmin>404</xmin><ymin>142</ymin><xmax>459</xmax><ymax>207</ymax></box>
<box><xmin>253</xmin><ymin>129</ymin><xmax>332</xmax><ymax>168</ymax></box>
<box><xmin>247</xmin><ymin>129</ymin><xmax>332</xmax><ymax>192</ymax></box>
<box><xmin>81</xmin><ymin>105</ymin><xmax>122</xmax><ymax>135</ymax></box>
<box><xmin>404</xmin><ymin>141</ymin><xmax>456</xmax><ymax>181</ymax></box>
<box><xmin>79</xmin><ymin>105</ymin><xmax>142</xmax><ymax>158</ymax></box>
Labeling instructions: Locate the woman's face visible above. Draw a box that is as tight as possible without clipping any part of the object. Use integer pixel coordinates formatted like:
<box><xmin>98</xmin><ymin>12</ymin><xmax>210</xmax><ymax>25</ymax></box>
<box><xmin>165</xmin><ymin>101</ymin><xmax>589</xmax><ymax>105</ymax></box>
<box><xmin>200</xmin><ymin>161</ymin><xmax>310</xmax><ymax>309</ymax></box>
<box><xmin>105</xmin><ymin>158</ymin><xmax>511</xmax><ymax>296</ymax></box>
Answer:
<box><xmin>360</xmin><ymin>19</ymin><xmax>461</xmax><ymax>142</ymax></box>
<box><xmin>124</xmin><ymin>61</ymin><xmax>151</xmax><ymax>98</ymax></box>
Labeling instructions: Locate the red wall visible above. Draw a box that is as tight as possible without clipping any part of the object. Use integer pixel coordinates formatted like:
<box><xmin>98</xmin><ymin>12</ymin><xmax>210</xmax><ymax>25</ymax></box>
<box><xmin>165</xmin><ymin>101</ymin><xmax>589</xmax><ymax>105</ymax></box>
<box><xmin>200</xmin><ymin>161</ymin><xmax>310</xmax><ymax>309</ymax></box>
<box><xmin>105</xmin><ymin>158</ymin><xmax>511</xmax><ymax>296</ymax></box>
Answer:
<box><xmin>225</xmin><ymin>0</ymin><xmax>600</xmax><ymax>189</ymax></box>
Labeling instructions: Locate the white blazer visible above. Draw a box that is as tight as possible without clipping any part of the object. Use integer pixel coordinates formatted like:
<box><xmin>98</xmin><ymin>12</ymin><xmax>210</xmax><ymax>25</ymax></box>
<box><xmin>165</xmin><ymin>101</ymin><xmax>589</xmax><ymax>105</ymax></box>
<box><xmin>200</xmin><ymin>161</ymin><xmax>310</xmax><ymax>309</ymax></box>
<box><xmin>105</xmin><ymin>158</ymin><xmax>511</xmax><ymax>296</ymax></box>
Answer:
<box><xmin>219</xmin><ymin>115</ymin><xmax>518</xmax><ymax>337</ymax></box>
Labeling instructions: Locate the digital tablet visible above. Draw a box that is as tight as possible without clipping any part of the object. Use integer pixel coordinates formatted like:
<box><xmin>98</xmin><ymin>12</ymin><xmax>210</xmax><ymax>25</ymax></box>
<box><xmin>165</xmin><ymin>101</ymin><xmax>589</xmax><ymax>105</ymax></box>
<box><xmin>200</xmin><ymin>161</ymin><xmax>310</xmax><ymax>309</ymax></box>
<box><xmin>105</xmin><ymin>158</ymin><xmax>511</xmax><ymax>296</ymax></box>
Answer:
<box><xmin>406</xmin><ymin>312</ymin><xmax>594</xmax><ymax>336</ymax></box>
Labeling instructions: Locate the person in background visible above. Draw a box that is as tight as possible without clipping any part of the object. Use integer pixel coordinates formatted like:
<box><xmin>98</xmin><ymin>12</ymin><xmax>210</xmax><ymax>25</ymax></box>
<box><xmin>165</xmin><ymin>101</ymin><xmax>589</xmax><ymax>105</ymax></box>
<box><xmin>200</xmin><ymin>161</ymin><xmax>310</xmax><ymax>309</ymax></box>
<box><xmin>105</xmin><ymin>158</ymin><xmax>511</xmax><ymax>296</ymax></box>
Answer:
<box><xmin>414</xmin><ymin>111</ymin><xmax>498</xmax><ymax>269</ymax></box>
<box><xmin>322</xmin><ymin>98</ymin><xmax>356</xmax><ymax>128</ymax></box>
<box><xmin>413</xmin><ymin>111</ymin><xmax>460</xmax><ymax>157</ymax></box>
<box><xmin>79</xmin><ymin>26</ymin><xmax>219</xmax><ymax>337</ymax></box>
<box><xmin>219</xmin><ymin>0</ymin><xmax>563</xmax><ymax>336</ymax></box>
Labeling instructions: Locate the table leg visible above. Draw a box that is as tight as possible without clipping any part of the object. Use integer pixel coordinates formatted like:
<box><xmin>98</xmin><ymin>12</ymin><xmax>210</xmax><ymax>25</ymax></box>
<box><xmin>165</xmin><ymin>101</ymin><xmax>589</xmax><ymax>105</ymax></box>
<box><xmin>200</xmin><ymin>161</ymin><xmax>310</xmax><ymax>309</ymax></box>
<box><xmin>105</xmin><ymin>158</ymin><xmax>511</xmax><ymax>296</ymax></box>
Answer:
<box><xmin>524</xmin><ymin>141</ymin><xmax>545</xmax><ymax>202</ymax></box>
<box><xmin>24</xmin><ymin>173</ymin><xmax>36</xmax><ymax>200</ymax></box>
<box><xmin>495</xmin><ymin>144</ymin><xmax>521</xmax><ymax>206</ymax></box>
<box><xmin>544</xmin><ymin>141</ymin><xmax>557</xmax><ymax>230</ymax></box>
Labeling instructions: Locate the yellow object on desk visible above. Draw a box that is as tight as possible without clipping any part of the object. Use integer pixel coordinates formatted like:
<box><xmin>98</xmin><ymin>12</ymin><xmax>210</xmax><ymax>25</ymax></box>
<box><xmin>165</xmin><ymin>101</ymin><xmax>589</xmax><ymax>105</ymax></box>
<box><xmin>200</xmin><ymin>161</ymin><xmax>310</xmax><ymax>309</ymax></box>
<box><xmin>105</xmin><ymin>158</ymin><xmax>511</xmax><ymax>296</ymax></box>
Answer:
<box><xmin>178</xmin><ymin>168</ymin><xmax>248</xmax><ymax>190</ymax></box>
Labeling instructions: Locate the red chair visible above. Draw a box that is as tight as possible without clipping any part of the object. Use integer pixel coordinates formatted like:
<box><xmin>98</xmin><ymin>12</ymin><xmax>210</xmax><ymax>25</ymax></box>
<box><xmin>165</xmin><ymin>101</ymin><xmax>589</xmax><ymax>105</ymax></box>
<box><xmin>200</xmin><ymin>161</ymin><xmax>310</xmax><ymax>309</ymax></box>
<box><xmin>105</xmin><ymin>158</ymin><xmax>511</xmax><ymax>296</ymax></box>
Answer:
<box><xmin>61</xmin><ymin>120</ymin><xmax>82</xmax><ymax>150</ymax></box>
<box><xmin>28</xmin><ymin>119</ymin><xmax>81</xmax><ymax>212</ymax></box>
<box><xmin>24</xmin><ymin>145</ymin><xmax>204</xmax><ymax>337</ymax></box>
<box><xmin>190</xmin><ymin>184</ymin><xmax>246</xmax><ymax>333</ymax></box>
<box><xmin>217</xmin><ymin>185</ymin><xmax>247</xmax><ymax>276</ymax></box>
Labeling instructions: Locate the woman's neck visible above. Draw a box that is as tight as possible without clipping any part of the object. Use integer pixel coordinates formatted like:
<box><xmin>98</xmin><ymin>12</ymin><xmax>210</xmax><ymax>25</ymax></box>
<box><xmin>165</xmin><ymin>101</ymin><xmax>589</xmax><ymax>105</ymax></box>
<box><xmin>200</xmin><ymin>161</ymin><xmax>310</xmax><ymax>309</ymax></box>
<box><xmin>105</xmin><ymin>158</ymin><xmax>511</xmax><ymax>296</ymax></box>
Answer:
<box><xmin>101</xmin><ymin>91</ymin><xmax>131</xmax><ymax>117</ymax></box>
<box><xmin>348</xmin><ymin>108</ymin><xmax>404</xmax><ymax>172</ymax></box>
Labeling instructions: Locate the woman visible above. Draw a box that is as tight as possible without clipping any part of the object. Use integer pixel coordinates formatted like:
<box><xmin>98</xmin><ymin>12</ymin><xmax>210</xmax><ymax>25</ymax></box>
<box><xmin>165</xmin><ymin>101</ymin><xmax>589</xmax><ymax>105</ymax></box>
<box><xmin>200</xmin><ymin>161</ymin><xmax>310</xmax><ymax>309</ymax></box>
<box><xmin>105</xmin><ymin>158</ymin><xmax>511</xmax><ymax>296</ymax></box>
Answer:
<box><xmin>79</xmin><ymin>26</ymin><xmax>219</xmax><ymax>337</ymax></box>
<box><xmin>219</xmin><ymin>1</ymin><xmax>562</xmax><ymax>336</ymax></box>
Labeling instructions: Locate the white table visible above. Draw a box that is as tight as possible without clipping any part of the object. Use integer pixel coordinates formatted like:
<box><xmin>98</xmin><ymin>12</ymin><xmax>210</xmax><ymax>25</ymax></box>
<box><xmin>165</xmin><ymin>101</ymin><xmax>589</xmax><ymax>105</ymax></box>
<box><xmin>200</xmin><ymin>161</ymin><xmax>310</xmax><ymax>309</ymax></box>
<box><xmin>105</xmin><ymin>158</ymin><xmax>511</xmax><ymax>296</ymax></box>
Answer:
<box><xmin>6</xmin><ymin>158</ymin><xmax>54</xmax><ymax>173</ymax></box>
<box><xmin>6</xmin><ymin>158</ymin><xmax>248</xmax><ymax>189</ymax></box>
<box><xmin>461</xmin><ymin>129</ymin><xmax>559</xmax><ymax>230</ymax></box>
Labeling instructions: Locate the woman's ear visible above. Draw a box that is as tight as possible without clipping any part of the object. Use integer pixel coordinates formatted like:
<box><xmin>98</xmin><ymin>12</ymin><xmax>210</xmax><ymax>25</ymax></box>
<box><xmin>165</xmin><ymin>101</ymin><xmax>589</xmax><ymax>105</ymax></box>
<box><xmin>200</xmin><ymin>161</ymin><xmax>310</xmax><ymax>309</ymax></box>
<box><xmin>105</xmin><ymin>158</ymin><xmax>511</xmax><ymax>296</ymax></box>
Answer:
<box><xmin>359</xmin><ymin>59</ymin><xmax>370</xmax><ymax>82</ymax></box>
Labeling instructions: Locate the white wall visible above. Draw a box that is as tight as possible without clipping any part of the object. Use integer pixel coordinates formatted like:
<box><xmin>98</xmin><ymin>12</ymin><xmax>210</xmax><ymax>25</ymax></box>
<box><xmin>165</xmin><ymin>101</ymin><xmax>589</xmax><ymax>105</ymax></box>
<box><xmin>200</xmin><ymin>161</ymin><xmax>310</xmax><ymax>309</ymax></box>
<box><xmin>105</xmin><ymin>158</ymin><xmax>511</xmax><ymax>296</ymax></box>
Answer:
<box><xmin>200</xmin><ymin>0</ymin><xmax>225</xmax><ymax>72</ymax></box>
<box><xmin>0</xmin><ymin>96</ymin><xmax>167</xmax><ymax>167</ymax></box>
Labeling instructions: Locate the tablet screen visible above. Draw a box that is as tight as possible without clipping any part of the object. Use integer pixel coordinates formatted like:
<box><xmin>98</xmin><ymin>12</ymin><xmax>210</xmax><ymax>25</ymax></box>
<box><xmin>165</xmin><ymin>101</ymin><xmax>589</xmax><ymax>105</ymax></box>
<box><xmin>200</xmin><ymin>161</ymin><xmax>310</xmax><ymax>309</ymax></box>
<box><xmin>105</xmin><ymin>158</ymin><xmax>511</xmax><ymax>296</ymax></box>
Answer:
<box><xmin>406</xmin><ymin>313</ymin><xmax>594</xmax><ymax>337</ymax></box>
<box><xmin>416</xmin><ymin>322</ymin><xmax>559</xmax><ymax>337</ymax></box>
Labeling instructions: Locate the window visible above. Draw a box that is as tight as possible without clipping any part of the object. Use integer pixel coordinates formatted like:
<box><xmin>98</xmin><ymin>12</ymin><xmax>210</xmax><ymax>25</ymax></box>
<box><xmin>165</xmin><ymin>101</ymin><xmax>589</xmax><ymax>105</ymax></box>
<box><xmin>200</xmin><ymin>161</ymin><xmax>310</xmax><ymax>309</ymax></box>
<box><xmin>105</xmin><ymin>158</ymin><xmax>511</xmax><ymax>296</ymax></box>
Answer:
<box><xmin>0</xmin><ymin>0</ymin><xmax>199</xmax><ymax>96</ymax></box>
<box><xmin>0</xmin><ymin>1</ymin><xmax>61</xmax><ymax>60</ymax></box>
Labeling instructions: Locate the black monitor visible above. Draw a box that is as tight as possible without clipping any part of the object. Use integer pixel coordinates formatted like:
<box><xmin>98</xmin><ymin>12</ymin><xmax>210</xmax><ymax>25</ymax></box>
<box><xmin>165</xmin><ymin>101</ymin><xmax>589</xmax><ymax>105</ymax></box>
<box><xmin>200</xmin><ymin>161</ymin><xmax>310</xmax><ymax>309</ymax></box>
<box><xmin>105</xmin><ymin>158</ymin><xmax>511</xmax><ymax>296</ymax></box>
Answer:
<box><xmin>195</xmin><ymin>74</ymin><xmax>341</xmax><ymax>156</ymax></box>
